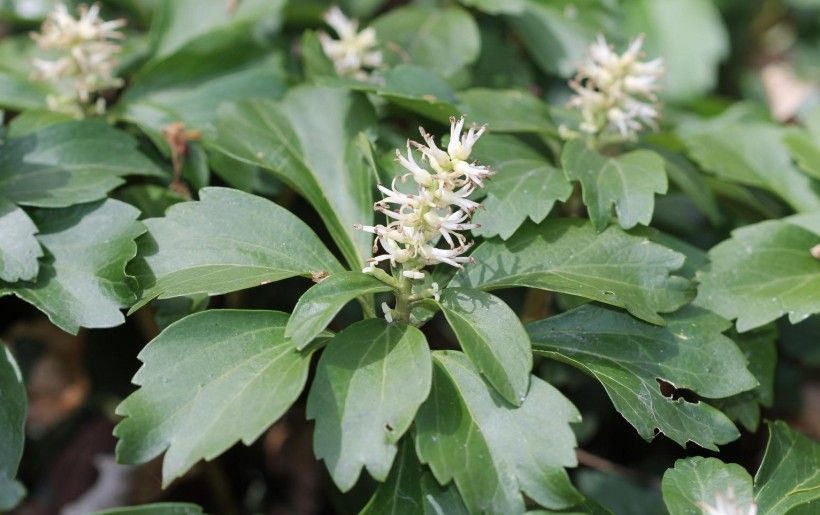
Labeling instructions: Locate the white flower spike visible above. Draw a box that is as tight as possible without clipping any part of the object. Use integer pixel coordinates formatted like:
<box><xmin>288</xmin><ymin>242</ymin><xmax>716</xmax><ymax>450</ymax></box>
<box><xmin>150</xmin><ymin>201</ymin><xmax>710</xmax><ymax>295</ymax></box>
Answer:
<box><xmin>568</xmin><ymin>34</ymin><xmax>664</xmax><ymax>139</ymax></box>
<box><xmin>357</xmin><ymin>116</ymin><xmax>492</xmax><ymax>280</ymax></box>
<box><xmin>31</xmin><ymin>2</ymin><xmax>125</xmax><ymax>116</ymax></box>
<box><xmin>318</xmin><ymin>6</ymin><xmax>382</xmax><ymax>81</ymax></box>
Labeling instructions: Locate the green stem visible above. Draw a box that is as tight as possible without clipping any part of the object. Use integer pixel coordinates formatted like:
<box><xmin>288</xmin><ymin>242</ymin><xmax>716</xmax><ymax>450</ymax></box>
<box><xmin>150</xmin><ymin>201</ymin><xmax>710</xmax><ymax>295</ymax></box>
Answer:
<box><xmin>393</xmin><ymin>271</ymin><xmax>412</xmax><ymax>324</ymax></box>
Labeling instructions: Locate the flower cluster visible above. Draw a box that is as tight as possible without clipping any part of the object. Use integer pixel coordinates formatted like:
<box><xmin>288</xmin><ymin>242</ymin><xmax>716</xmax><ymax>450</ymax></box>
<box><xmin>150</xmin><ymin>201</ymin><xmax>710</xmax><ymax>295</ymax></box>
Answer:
<box><xmin>568</xmin><ymin>35</ymin><xmax>664</xmax><ymax>139</ymax></box>
<box><xmin>357</xmin><ymin>117</ymin><xmax>492</xmax><ymax>280</ymax></box>
<box><xmin>318</xmin><ymin>6</ymin><xmax>382</xmax><ymax>81</ymax></box>
<box><xmin>31</xmin><ymin>3</ymin><xmax>126</xmax><ymax>116</ymax></box>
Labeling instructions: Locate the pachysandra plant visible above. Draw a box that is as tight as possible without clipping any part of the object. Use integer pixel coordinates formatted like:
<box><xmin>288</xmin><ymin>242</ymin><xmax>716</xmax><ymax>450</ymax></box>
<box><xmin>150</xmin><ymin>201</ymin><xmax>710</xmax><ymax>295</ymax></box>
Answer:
<box><xmin>559</xmin><ymin>34</ymin><xmax>670</xmax><ymax>233</ymax></box>
<box><xmin>30</xmin><ymin>2</ymin><xmax>125</xmax><ymax>116</ymax></box>
<box><xmin>1</xmin><ymin>1</ymin><xmax>819</xmax><ymax>514</ymax></box>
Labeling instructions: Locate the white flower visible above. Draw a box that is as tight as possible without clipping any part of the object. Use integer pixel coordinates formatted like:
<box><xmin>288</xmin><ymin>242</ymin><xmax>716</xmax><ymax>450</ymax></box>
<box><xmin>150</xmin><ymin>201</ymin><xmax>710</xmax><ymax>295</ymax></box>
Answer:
<box><xmin>357</xmin><ymin>116</ymin><xmax>492</xmax><ymax>279</ymax></box>
<box><xmin>568</xmin><ymin>34</ymin><xmax>664</xmax><ymax>139</ymax></box>
<box><xmin>698</xmin><ymin>489</ymin><xmax>757</xmax><ymax>515</ymax></box>
<box><xmin>318</xmin><ymin>6</ymin><xmax>382</xmax><ymax>81</ymax></box>
<box><xmin>31</xmin><ymin>2</ymin><xmax>125</xmax><ymax>116</ymax></box>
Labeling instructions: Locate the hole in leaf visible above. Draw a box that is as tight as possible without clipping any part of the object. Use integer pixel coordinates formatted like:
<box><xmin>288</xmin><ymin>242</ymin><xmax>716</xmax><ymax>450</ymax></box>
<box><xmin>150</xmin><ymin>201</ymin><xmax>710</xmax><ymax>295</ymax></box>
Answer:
<box><xmin>655</xmin><ymin>378</ymin><xmax>699</xmax><ymax>402</ymax></box>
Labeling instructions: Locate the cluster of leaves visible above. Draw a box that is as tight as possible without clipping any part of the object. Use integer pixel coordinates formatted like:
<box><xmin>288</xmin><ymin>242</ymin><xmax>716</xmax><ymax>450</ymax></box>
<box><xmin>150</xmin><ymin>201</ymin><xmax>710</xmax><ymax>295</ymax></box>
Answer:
<box><xmin>0</xmin><ymin>0</ymin><xmax>818</xmax><ymax>514</ymax></box>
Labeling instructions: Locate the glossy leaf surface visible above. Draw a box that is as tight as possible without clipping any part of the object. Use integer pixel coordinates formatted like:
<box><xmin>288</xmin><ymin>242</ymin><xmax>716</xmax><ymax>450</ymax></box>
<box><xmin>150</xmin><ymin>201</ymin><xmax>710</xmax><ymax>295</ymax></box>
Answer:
<box><xmin>115</xmin><ymin>310</ymin><xmax>313</xmax><ymax>486</ymax></box>
<box><xmin>415</xmin><ymin>351</ymin><xmax>582</xmax><ymax>514</ymax></box>
<box><xmin>453</xmin><ymin>219</ymin><xmax>693</xmax><ymax>325</ymax></box>
<box><xmin>561</xmin><ymin>139</ymin><xmax>667</xmax><ymax>232</ymax></box>
<box><xmin>307</xmin><ymin>320</ymin><xmax>431</xmax><ymax>491</ymax></box>
<box><xmin>129</xmin><ymin>187</ymin><xmax>342</xmax><ymax>311</ymax></box>
<box><xmin>528</xmin><ymin>304</ymin><xmax>756</xmax><ymax>450</ymax></box>
<box><xmin>1</xmin><ymin>200</ymin><xmax>143</xmax><ymax>334</ymax></box>
<box><xmin>438</xmin><ymin>288</ymin><xmax>532</xmax><ymax>406</ymax></box>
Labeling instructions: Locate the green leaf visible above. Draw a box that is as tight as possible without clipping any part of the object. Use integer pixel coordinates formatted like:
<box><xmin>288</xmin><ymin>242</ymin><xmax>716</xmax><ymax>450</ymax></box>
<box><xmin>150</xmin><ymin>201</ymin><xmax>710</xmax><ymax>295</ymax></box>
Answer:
<box><xmin>696</xmin><ymin>214</ymin><xmax>820</xmax><ymax>332</ymax></box>
<box><xmin>662</xmin><ymin>422</ymin><xmax>820</xmax><ymax>515</ymax></box>
<box><xmin>371</xmin><ymin>5</ymin><xmax>480</xmax><ymax>79</ymax></box>
<box><xmin>146</xmin><ymin>0</ymin><xmax>284</xmax><ymax>62</ymax></box>
<box><xmin>458</xmin><ymin>0</ymin><xmax>525</xmax><ymax>14</ymax></box>
<box><xmin>785</xmin><ymin>131</ymin><xmax>820</xmax><ymax>180</ymax></box>
<box><xmin>419</xmin><ymin>474</ymin><xmax>474</xmax><ymax>515</ymax></box>
<box><xmin>207</xmin><ymin>150</ymin><xmax>282</xmax><ymax>196</ymax></box>
<box><xmin>679</xmin><ymin>118</ymin><xmax>820</xmax><ymax>213</ymax></box>
<box><xmin>0</xmin><ymin>36</ymin><xmax>51</xmax><ymax>112</ymax></box>
<box><xmin>376</xmin><ymin>65</ymin><xmax>460</xmax><ymax>122</ymax></box>
<box><xmin>471</xmin><ymin>24</ymin><xmax>536</xmax><ymax>90</ymax></box>
<box><xmin>471</xmin><ymin>135</ymin><xmax>572</xmax><ymax>239</ymax></box>
<box><xmin>640</xmin><ymin>227</ymin><xmax>707</xmax><ymax>280</ymax></box>
<box><xmin>577</xmin><ymin>470</ymin><xmax>664</xmax><ymax>515</ymax></box>
<box><xmin>316</xmin><ymin>64</ymin><xmax>460</xmax><ymax>123</ymax></box>
<box><xmin>115</xmin><ymin>185</ymin><xmax>185</xmax><ymax>220</ymax></box>
<box><xmin>452</xmin><ymin>219</ymin><xmax>693</xmax><ymax>325</ymax></box>
<box><xmin>300</xmin><ymin>30</ymin><xmax>338</xmax><ymax>80</ymax></box>
<box><xmin>624</xmin><ymin>0</ymin><xmax>729</xmax><ymax>101</ymax></box>
<box><xmin>128</xmin><ymin>187</ymin><xmax>342</xmax><ymax>312</ymax></box>
<box><xmin>780</xmin><ymin>316</ymin><xmax>820</xmax><ymax>368</ymax></box>
<box><xmin>438</xmin><ymin>288</ymin><xmax>532</xmax><ymax>406</ymax></box>
<box><xmin>0</xmin><ymin>346</ymin><xmax>26</xmax><ymax>512</ymax></box>
<box><xmin>416</xmin><ymin>351</ymin><xmax>582</xmax><ymax>514</ymax></box>
<box><xmin>659</xmin><ymin>148</ymin><xmax>722</xmax><ymax>226</ymax></box>
<box><xmin>754</xmin><ymin>421</ymin><xmax>820</xmax><ymax>514</ymax></box>
<box><xmin>360</xmin><ymin>439</ymin><xmax>424</xmax><ymax>515</ymax></box>
<box><xmin>509</xmin><ymin>1</ymin><xmax>600</xmax><ymax>78</ymax></box>
<box><xmin>6</xmin><ymin>110</ymin><xmax>76</xmax><ymax>138</ymax></box>
<box><xmin>117</xmin><ymin>43</ymin><xmax>287</xmax><ymax>136</ymax></box>
<box><xmin>458</xmin><ymin>89</ymin><xmax>555</xmax><ymax>134</ymax></box>
<box><xmin>210</xmin><ymin>87</ymin><xmax>376</xmax><ymax>269</ymax></box>
<box><xmin>662</xmin><ymin>457</ymin><xmax>755</xmax><ymax>515</ymax></box>
<box><xmin>286</xmin><ymin>272</ymin><xmax>392</xmax><ymax>351</ymax></box>
<box><xmin>338</xmin><ymin>0</ymin><xmax>388</xmax><ymax>17</ymax></box>
<box><xmin>93</xmin><ymin>503</ymin><xmax>204</xmax><ymax>515</ymax></box>
<box><xmin>1</xmin><ymin>199</ymin><xmax>144</xmax><ymax>334</ymax></box>
<box><xmin>715</xmin><ymin>325</ymin><xmax>777</xmax><ymax>432</ymax></box>
<box><xmin>0</xmin><ymin>196</ymin><xmax>41</xmax><ymax>282</ymax></box>
<box><xmin>0</xmin><ymin>70</ymin><xmax>49</xmax><ymax>111</ymax></box>
<box><xmin>527</xmin><ymin>502</ymin><xmax>612</xmax><ymax>515</ymax></box>
<box><xmin>0</xmin><ymin>121</ymin><xmax>164</xmax><ymax>208</ymax></box>
<box><xmin>528</xmin><ymin>304</ymin><xmax>756</xmax><ymax>450</ymax></box>
<box><xmin>561</xmin><ymin>139</ymin><xmax>667</xmax><ymax>232</ymax></box>
<box><xmin>307</xmin><ymin>320</ymin><xmax>430</xmax><ymax>491</ymax></box>
<box><xmin>360</xmin><ymin>435</ymin><xmax>469</xmax><ymax>515</ymax></box>
<box><xmin>115</xmin><ymin>310</ymin><xmax>312</xmax><ymax>486</ymax></box>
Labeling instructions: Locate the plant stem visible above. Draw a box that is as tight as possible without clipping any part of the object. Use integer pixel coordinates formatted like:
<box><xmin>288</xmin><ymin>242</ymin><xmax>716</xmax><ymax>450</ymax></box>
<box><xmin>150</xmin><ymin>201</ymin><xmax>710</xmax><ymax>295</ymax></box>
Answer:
<box><xmin>393</xmin><ymin>271</ymin><xmax>412</xmax><ymax>323</ymax></box>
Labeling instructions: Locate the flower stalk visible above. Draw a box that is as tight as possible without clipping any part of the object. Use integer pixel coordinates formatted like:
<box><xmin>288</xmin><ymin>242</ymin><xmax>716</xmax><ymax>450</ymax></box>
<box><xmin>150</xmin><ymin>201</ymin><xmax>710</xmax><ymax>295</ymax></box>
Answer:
<box><xmin>393</xmin><ymin>271</ymin><xmax>413</xmax><ymax>324</ymax></box>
